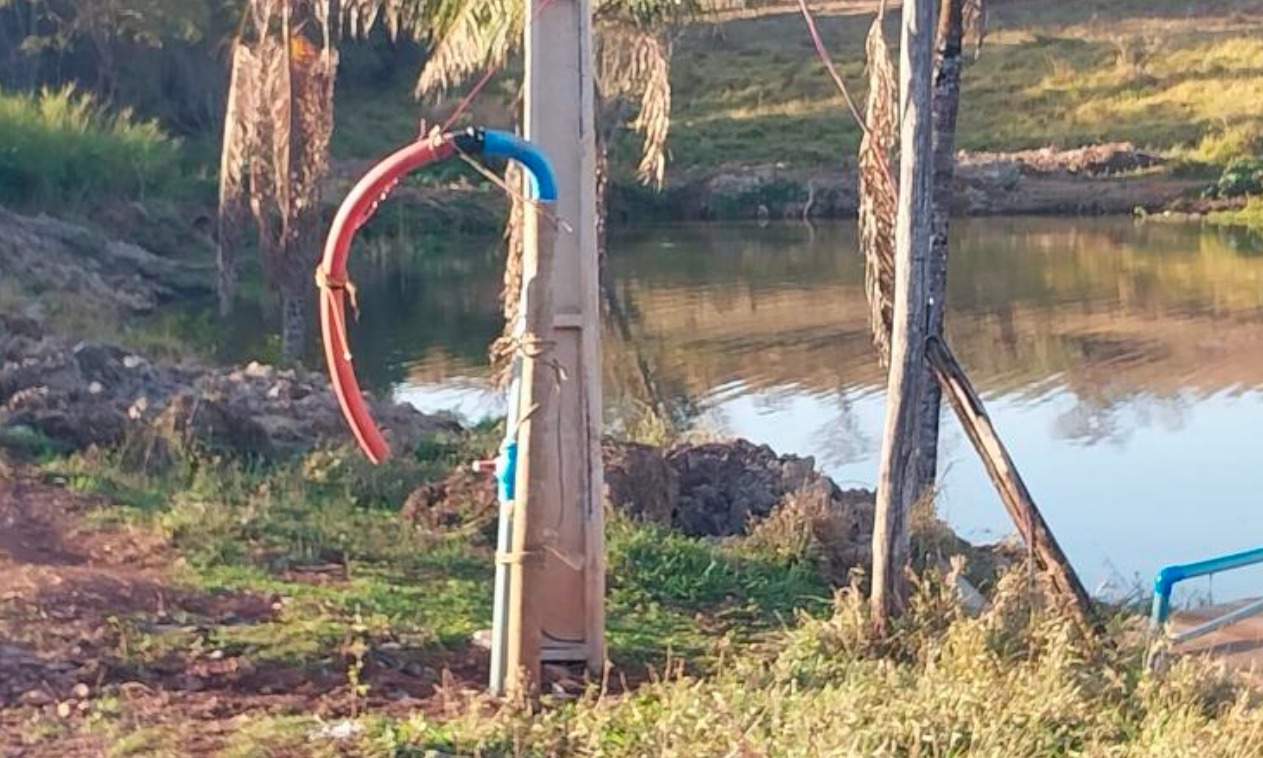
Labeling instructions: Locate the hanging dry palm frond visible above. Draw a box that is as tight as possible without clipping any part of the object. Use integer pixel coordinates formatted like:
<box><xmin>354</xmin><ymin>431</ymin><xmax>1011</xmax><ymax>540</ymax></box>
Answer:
<box><xmin>217</xmin><ymin>39</ymin><xmax>258</xmax><ymax>317</ymax></box>
<box><xmin>596</xmin><ymin>23</ymin><xmax>673</xmax><ymax>188</ymax></box>
<box><xmin>857</xmin><ymin>8</ymin><xmax>898</xmax><ymax>367</ymax></box>
<box><xmin>964</xmin><ymin>0</ymin><xmax>987</xmax><ymax>57</ymax></box>
<box><xmin>217</xmin><ymin>0</ymin><xmax>338</xmax><ymax>359</ymax></box>
<box><xmin>489</xmin><ymin>159</ymin><xmax>526</xmax><ymax>386</ymax></box>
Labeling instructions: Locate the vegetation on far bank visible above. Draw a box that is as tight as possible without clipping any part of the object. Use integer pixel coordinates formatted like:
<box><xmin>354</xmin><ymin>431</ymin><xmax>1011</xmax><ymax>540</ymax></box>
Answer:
<box><xmin>4</xmin><ymin>0</ymin><xmax>1263</xmax><ymax>221</ymax></box>
<box><xmin>660</xmin><ymin>0</ymin><xmax>1263</xmax><ymax>176</ymax></box>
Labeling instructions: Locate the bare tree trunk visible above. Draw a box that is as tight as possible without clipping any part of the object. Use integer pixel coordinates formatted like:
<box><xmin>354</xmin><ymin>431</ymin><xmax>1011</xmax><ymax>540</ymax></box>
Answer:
<box><xmin>870</xmin><ymin>0</ymin><xmax>936</xmax><ymax>633</ymax></box>
<box><xmin>595</xmin><ymin>134</ymin><xmax>610</xmax><ymax>262</ymax></box>
<box><xmin>280</xmin><ymin>280</ymin><xmax>308</xmax><ymax>361</ymax></box>
<box><xmin>217</xmin><ymin>242</ymin><xmax>238</xmax><ymax>318</ymax></box>
<box><xmin>912</xmin><ymin>0</ymin><xmax>965</xmax><ymax>498</ymax></box>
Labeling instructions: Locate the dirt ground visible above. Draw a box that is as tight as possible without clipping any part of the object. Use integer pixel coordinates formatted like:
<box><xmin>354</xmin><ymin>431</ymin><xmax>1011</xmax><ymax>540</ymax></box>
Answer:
<box><xmin>0</xmin><ymin>469</ymin><xmax>487</xmax><ymax>757</ymax></box>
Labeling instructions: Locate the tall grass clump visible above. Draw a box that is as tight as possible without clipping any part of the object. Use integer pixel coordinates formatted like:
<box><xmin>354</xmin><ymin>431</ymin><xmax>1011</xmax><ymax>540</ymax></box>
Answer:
<box><xmin>0</xmin><ymin>85</ymin><xmax>184</xmax><ymax>207</ymax></box>
<box><xmin>378</xmin><ymin>567</ymin><xmax>1263</xmax><ymax>757</ymax></box>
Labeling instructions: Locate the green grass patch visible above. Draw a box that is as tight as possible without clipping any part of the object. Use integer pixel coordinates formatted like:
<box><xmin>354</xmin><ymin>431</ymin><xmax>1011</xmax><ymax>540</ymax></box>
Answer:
<box><xmin>0</xmin><ymin>86</ymin><xmax>190</xmax><ymax>208</ymax></box>
<box><xmin>50</xmin><ymin>433</ymin><xmax>828</xmax><ymax>674</ymax></box>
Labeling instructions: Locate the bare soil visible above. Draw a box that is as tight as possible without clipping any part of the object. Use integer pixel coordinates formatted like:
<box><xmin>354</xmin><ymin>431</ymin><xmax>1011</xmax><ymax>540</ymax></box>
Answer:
<box><xmin>0</xmin><ymin>469</ymin><xmax>486</xmax><ymax>757</ymax></box>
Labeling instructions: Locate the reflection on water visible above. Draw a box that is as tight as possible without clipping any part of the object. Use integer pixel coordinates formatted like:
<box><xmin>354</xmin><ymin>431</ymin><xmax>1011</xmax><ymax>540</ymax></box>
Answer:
<box><xmin>349</xmin><ymin>217</ymin><xmax>1263</xmax><ymax>603</ymax></box>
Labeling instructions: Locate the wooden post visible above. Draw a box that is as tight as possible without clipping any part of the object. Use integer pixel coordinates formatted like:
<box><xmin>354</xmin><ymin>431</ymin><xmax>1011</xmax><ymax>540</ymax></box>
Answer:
<box><xmin>504</xmin><ymin>215</ymin><xmax>558</xmax><ymax>699</ymax></box>
<box><xmin>926</xmin><ymin>337</ymin><xmax>1097</xmax><ymax>631</ymax></box>
<box><xmin>870</xmin><ymin>0</ymin><xmax>936</xmax><ymax>631</ymax></box>
<box><xmin>913</xmin><ymin>0</ymin><xmax>965</xmax><ymax>498</ymax></box>
<box><xmin>509</xmin><ymin>0</ymin><xmax>605</xmax><ymax>697</ymax></box>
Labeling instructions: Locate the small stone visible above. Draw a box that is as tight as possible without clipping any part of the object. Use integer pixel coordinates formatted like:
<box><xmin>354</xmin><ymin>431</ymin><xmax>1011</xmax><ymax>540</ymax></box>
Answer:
<box><xmin>71</xmin><ymin>683</ymin><xmax>90</xmax><ymax>699</ymax></box>
<box><xmin>87</xmin><ymin>381</ymin><xmax>104</xmax><ymax>395</ymax></box>
<box><xmin>20</xmin><ymin>689</ymin><xmax>53</xmax><ymax>707</ymax></box>
<box><xmin>56</xmin><ymin>701</ymin><xmax>72</xmax><ymax>718</ymax></box>
<box><xmin>123</xmin><ymin>355</ymin><xmax>145</xmax><ymax>369</ymax></box>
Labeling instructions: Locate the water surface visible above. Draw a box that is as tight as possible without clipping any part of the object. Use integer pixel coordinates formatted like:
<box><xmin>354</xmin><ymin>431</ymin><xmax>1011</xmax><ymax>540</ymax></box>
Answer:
<box><xmin>326</xmin><ymin>217</ymin><xmax>1263</xmax><ymax>605</ymax></box>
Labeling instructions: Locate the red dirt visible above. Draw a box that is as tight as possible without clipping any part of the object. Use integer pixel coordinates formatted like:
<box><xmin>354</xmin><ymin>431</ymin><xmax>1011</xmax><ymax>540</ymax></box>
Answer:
<box><xmin>0</xmin><ymin>469</ymin><xmax>487</xmax><ymax>757</ymax></box>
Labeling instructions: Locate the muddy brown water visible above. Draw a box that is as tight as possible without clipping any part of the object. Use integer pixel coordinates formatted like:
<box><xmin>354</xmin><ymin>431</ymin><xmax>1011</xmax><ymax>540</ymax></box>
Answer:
<box><xmin>216</xmin><ymin>216</ymin><xmax>1263</xmax><ymax>606</ymax></box>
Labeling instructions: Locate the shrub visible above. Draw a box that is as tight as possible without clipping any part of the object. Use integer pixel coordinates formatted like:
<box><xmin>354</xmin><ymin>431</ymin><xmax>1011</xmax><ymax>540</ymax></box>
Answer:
<box><xmin>1209</xmin><ymin>156</ymin><xmax>1263</xmax><ymax>198</ymax></box>
<box><xmin>0</xmin><ymin>85</ymin><xmax>184</xmax><ymax>207</ymax></box>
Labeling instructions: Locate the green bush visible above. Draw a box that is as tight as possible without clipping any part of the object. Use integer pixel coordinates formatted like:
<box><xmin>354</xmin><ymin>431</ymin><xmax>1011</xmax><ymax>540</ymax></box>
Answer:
<box><xmin>0</xmin><ymin>85</ymin><xmax>185</xmax><ymax>207</ymax></box>
<box><xmin>1209</xmin><ymin>156</ymin><xmax>1263</xmax><ymax>198</ymax></box>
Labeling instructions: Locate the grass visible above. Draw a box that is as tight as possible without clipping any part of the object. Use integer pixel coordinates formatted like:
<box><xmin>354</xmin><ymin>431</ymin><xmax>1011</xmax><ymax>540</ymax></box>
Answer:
<box><xmin>44</xmin><ymin>433</ymin><xmax>827</xmax><ymax>677</ymax></box>
<box><xmin>0</xmin><ymin>85</ymin><xmax>191</xmax><ymax>208</ymax></box>
<box><xmin>208</xmin><ymin>572</ymin><xmax>1263</xmax><ymax>757</ymax></box>
<box><xmin>13</xmin><ymin>435</ymin><xmax>1263</xmax><ymax>755</ymax></box>
<box><xmin>657</xmin><ymin>0</ymin><xmax>1263</xmax><ymax>174</ymax></box>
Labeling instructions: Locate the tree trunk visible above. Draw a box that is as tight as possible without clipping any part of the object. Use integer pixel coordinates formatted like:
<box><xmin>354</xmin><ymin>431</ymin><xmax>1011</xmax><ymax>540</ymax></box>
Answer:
<box><xmin>912</xmin><ymin>0</ymin><xmax>965</xmax><ymax>498</ymax></box>
<box><xmin>870</xmin><ymin>0</ymin><xmax>936</xmax><ymax>633</ymax></box>
<box><xmin>595</xmin><ymin>134</ymin><xmax>610</xmax><ymax>262</ymax></box>
<box><xmin>280</xmin><ymin>279</ymin><xmax>307</xmax><ymax>362</ymax></box>
<box><xmin>217</xmin><ymin>245</ymin><xmax>237</xmax><ymax>318</ymax></box>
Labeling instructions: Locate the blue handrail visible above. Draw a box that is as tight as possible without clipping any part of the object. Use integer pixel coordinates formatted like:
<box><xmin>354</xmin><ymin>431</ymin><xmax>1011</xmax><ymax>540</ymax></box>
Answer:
<box><xmin>1150</xmin><ymin>545</ymin><xmax>1263</xmax><ymax>629</ymax></box>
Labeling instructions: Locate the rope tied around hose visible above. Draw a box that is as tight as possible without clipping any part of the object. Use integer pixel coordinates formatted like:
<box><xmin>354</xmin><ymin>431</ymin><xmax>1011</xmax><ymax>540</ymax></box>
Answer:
<box><xmin>315</xmin><ymin>266</ymin><xmax>360</xmax><ymax>361</ymax></box>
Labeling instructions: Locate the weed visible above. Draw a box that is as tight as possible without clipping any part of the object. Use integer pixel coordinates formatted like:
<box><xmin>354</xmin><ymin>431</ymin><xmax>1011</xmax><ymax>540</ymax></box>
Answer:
<box><xmin>0</xmin><ymin>86</ymin><xmax>188</xmax><ymax>208</ymax></box>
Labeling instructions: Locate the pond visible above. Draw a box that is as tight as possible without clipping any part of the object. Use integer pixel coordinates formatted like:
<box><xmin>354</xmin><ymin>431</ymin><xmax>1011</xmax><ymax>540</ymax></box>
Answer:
<box><xmin>227</xmin><ymin>216</ymin><xmax>1263</xmax><ymax>606</ymax></box>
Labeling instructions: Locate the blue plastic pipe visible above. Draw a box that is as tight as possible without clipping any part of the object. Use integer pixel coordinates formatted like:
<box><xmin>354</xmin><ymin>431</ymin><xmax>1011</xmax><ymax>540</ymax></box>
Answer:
<box><xmin>1151</xmin><ymin>545</ymin><xmax>1263</xmax><ymax>629</ymax></box>
<box><xmin>470</xmin><ymin>128</ymin><xmax>558</xmax><ymax>695</ymax></box>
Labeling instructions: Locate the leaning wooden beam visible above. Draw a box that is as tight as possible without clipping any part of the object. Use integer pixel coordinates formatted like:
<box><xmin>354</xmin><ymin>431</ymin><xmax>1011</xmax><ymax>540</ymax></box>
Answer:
<box><xmin>925</xmin><ymin>336</ymin><xmax>1098</xmax><ymax>631</ymax></box>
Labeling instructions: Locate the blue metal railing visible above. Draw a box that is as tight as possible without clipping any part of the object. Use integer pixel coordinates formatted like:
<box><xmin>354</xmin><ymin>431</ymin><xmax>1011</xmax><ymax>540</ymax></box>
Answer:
<box><xmin>1150</xmin><ymin>545</ymin><xmax>1263</xmax><ymax>631</ymax></box>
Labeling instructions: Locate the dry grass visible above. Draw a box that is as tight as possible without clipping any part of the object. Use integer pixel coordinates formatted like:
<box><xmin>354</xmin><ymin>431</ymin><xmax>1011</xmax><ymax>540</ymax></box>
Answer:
<box><xmin>661</xmin><ymin>0</ymin><xmax>1263</xmax><ymax>172</ymax></box>
<box><xmin>339</xmin><ymin>568</ymin><xmax>1263</xmax><ymax>757</ymax></box>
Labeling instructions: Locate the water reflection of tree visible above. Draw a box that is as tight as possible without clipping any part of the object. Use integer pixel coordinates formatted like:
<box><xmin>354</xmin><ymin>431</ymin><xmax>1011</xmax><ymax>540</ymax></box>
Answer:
<box><xmin>1051</xmin><ymin>388</ymin><xmax>1189</xmax><ymax>447</ymax></box>
<box><xmin>601</xmin><ymin>273</ymin><xmax>700</xmax><ymax>438</ymax></box>
<box><xmin>811</xmin><ymin>385</ymin><xmax>874</xmax><ymax>469</ymax></box>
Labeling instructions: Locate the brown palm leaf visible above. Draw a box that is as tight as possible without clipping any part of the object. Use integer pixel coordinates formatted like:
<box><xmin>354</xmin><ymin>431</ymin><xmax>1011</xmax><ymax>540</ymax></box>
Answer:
<box><xmin>857</xmin><ymin>8</ymin><xmax>898</xmax><ymax>367</ymax></box>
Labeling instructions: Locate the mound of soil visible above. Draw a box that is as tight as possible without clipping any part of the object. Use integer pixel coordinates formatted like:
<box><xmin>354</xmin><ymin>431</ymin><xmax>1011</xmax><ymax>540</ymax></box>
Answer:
<box><xmin>604</xmin><ymin>438</ymin><xmax>874</xmax><ymax>538</ymax></box>
<box><xmin>0</xmin><ymin>206</ymin><xmax>207</xmax><ymax>316</ymax></box>
<box><xmin>0</xmin><ymin>315</ymin><xmax>459</xmax><ymax>459</ymax></box>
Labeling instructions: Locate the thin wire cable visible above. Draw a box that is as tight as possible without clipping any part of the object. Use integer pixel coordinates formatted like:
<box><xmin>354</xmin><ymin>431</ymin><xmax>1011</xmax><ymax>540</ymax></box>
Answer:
<box><xmin>796</xmin><ymin>0</ymin><xmax>870</xmax><ymax>135</ymax></box>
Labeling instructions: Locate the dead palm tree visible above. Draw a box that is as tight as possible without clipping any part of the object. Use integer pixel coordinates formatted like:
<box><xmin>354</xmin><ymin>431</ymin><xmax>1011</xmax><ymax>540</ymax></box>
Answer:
<box><xmin>218</xmin><ymin>0</ymin><xmax>337</xmax><ymax>361</ymax></box>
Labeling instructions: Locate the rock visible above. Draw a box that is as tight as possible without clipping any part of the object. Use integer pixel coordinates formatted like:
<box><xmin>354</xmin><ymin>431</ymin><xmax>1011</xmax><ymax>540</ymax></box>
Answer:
<box><xmin>70</xmin><ymin>683</ymin><xmax>90</xmax><ymax>700</ymax></box>
<box><xmin>603</xmin><ymin>438</ymin><xmax>872</xmax><ymax>542</ymax></box>
<box><xmin>73</xmin><ymin>343</ymin><xmax>129</xmax><ymax>385</ymax></box>
<box><xmin>666</xmin><ymin>439</ymin><xmax>824</xmax><ymax>537</ymax></box>
<box><xmin>602</xmin><ymin>440</ymin><xmax>678</xmax><ymax>525</ymax></box>
<box><xmin>20</xmin><ymin>688</ymin><xmax>53</xmax><ymax>707</ymax></box>
<box><xmin>0</xmin><ymin>312</ymin><xmax>44</xmax><ymax>341</ymax></box>
<box><xmin>141</xmin><ymin>394</ymin><xmax>275</xmax><ymax>462</ymax></box>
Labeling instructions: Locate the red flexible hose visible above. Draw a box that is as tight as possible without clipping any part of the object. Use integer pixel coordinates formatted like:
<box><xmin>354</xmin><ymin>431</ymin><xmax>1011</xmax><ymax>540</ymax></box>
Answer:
<box><xmin>317</xmin><ymin>137</ymin><xmax>457</xmax><ymax>463</ymax></box>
